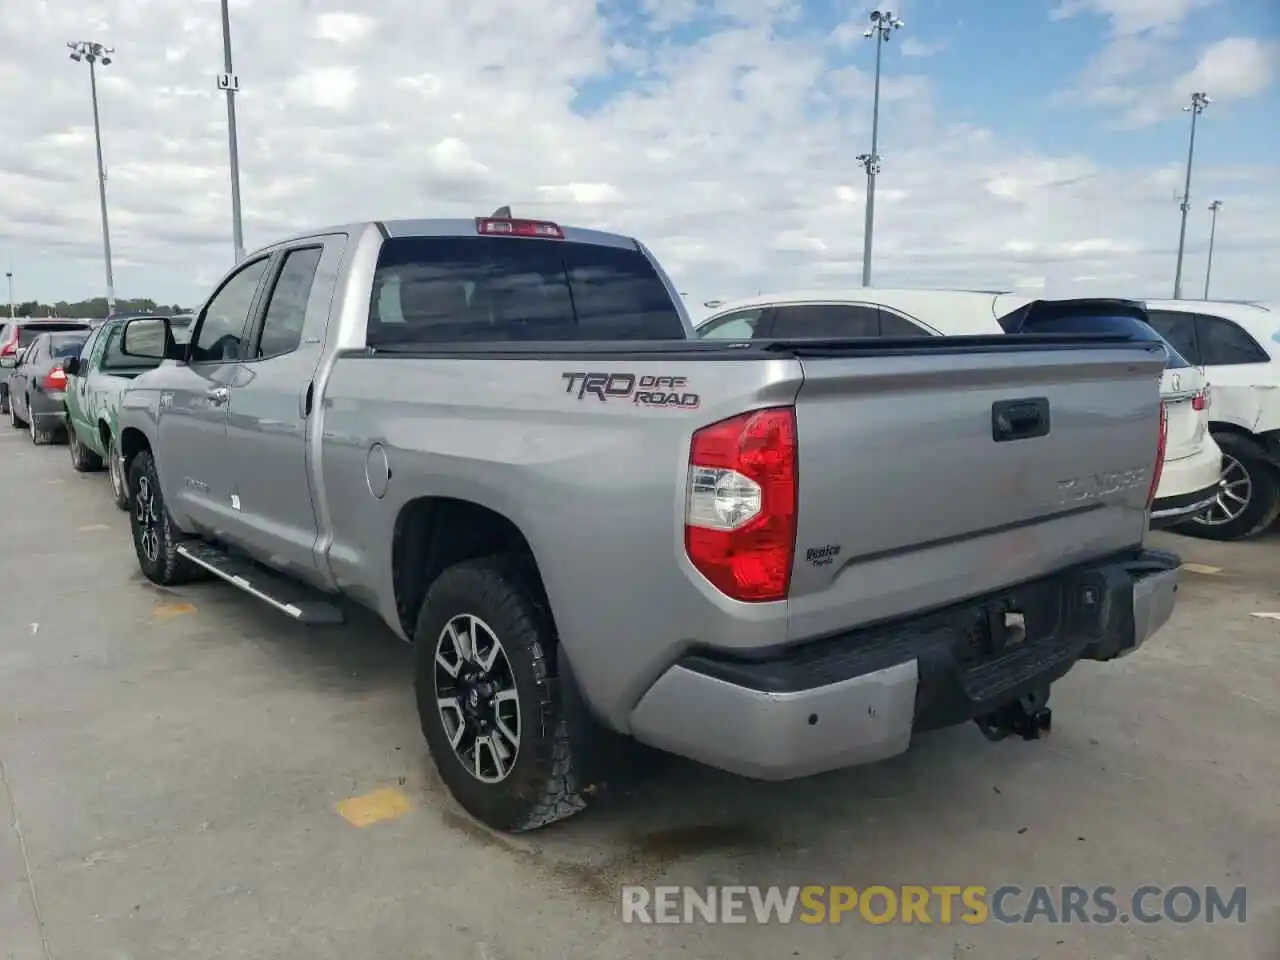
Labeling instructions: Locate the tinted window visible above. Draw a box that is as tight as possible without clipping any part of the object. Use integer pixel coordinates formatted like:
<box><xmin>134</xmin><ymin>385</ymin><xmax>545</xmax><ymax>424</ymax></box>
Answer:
<box><xmin>698</xmin><ymin>309</ymin><xmax>767</xmax><ymax>340</ymax></box>
<box><xmin>48</xmin><ymin>334</ymin><xmax>88</xmax><ymax>358</ymax></box>
<box><xmin>771</xmin><ymin>304</ymin><xmax>880</xmax><ymax>338</ymax></box>
<box><xmin>255</xmin><ymin>247</ymin><xmax>323</xmax><ymax>359</ymax></box>
<box><xmin>878</xmin><ymin>309</ymin><xmax>930</xmax><ymax>337</ymax></box>
<box><xmin>1146</xmin><ymin>310</ymin><xmax>1200</xmax><ymax>365</ymax></box>
<box><xmin>1012</xmin><ymin>311</ymin><xmax>1190</xmax><ymax>369</ymax></box>
<box><xmin>367</xmin><ymin>236</ymin><xmax>685</xmax><ymax>345</ymax></box>
<box><xmin>18</xmin><ymin>323</ymin><xmax>90</xmax><ymax>347</ymax></box>
<box><xmin>192</xmin><ymin>258</ymin><xmax>270</xmax><ymax>362</ymax></box>
<box><xmin>1195</xmin><ymin>314</ymin><xmax>1269</xmax><ymax>365</ymax></box>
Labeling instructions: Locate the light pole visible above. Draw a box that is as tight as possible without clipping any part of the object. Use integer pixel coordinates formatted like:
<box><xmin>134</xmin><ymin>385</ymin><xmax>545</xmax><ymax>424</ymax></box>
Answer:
<box><xmin>1172</xmin><ymin>91</ymin><xmax>1210</xmax><ymax>300</ymax></box>
<box><xmin>67</xmin><ymin>40</ymin><xmax>117</xmax><ymax>313</ymax></box>
<box><xmin>858</xmin><ymin>9</ymin><xmax>903</xmax><ymax>288</ymax></box>
<box><xmin>5</xmin><ymin>265</ymin><xmax>13</xmax><ymax>319</ymax></box>
<box><xmin>1203</xmin><ymin>198</ymin><xmax>1223</xmax><ymax>296</ymax></box>
<box><xmin>217</xmin><ymin>0</ymin><xmax>246</xmax><ymax>262</ymax></box>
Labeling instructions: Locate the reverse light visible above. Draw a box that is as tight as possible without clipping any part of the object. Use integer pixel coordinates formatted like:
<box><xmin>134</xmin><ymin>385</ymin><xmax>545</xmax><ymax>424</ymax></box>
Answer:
<box><xmin>43</xmin><ymin>367</ymin><xmax>67</xmax><ymax>391</ymax></box>
<box><xmin>684</xmin><ymin>407</ymin><xmax>798</xmax><ymax>603</ymax></box>
<box><xmin>1146</xmin><ymin>401</ymin><xmax>1168</xmax><ymax>510</ymax></box>
<box><xmin>476</xmin><ymin>217</ymin><xmax>565</xmax><ymax>239</ymax></box>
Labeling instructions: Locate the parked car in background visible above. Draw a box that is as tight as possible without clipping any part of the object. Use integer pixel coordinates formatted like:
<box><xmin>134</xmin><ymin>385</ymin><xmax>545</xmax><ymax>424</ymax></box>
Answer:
<box><xmin>113</xmin><ymin>215</ymin><xmax>1178</xmax><ymax>834</ymax></box>
<box><xmin>1141</xmin><ymin>300</ymin><xmax>1280</xmax><ymax>540</ymax></box>
<box><xmin>0</xmin><ymin>319</ymin><xmax>94</xmax><ymax>414</ymax></box>
<box><xmin>696</xmin><ymin>290</ymin><xmax>1221</xmax><ymax>531</ymax></box>
<box><xmin>6</xmin><ymin>330</ymin><xmax>91</xmax><ymax>444</ymax></box>
<box><xmin>64</xmin><ymin>313</ymin><xmax>195</xmax><ymax>508</ymax></box>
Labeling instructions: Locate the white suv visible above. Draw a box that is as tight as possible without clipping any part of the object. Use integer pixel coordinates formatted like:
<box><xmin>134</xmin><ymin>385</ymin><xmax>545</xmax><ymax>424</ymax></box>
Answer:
<box><xmin>696</xmin><ymin>290</ymin><xmax>1221</xmax><ymax>531</ymax></box>
<box><xmin>1142</xmin><ymin>299</ymin><xmax>1280</xmax><ymax>540</ymax></box>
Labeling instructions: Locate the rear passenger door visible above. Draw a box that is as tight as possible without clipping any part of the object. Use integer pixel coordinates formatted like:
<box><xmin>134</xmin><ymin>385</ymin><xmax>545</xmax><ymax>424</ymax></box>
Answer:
<box><xmin>221</xmin><ymin>237</ymin><xmax>346</xmax><ymax>585</ymax></box>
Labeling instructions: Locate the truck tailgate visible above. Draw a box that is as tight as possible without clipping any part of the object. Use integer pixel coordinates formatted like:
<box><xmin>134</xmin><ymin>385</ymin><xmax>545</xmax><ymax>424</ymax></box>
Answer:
<box><xmin>785</xmin><ymin>337</ymin><xmax>1167</xmax><ymax>642</ymax></box>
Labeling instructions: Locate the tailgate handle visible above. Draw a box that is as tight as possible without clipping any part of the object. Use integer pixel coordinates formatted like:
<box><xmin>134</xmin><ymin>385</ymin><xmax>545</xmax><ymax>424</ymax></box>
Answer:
<box><xmin>992</xmin><ymin>398</ymin><xmax>1050</xmax><ymax>443</ymax></box>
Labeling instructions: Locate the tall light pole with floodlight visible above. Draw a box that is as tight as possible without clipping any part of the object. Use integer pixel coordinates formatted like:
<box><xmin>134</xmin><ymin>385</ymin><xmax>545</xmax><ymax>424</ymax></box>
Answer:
<box><xmin>858</xmin><ymin>9</ymin><xmax>903</xmax><ymax>288</ymax></box>
<box><xmin>67</xmin><ymin>39</ymin><xmax>117</xmax><ymax>313</ymax></box>
<box><xmin>1204</xmin><ymin>199</ymin><xmax>1223</xmax><ymax>300</ymax></box>
<box><xmin>1172</xmin><ymin>90</ymin><xmax>1210</xmax><ymax>300</ymax></box>
<box><xmin>217</xmin><ymin>0</ymin><xmax>246</xmax><ymax>263</ymax></box>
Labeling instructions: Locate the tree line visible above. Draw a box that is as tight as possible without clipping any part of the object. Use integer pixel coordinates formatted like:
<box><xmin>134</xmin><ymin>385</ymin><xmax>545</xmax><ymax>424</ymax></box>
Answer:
<box><xmin>4</xmin><ymin>297</ymin><xmax>190</xmax><ymax>320</ymax></box>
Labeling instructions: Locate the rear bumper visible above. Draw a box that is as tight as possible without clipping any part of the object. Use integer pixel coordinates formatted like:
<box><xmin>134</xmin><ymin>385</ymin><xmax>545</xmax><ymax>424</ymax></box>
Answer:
<box><xmin>1149</xmin><ymin>482</ymin><xmax>1218</xmax><ymax>529</ymax></box>
<box><xmin>629</xmin><ymin>548</ymin><xmax>1180</xmax><ymax>780</ymax></box>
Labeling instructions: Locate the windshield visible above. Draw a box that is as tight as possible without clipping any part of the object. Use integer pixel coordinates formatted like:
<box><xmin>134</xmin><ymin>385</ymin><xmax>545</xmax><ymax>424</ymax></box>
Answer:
<box><xmin>19</xmin><ymin>323</ymin><xmax>91</xmax><ymax>347</ymax></box>
<box><xmin>48</xmin><ymin>334</ymin><xmax>89</xmax><ymax>358</ymax></box>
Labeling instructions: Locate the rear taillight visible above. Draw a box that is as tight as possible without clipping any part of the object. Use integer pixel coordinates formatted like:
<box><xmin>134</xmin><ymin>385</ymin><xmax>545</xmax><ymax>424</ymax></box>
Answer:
<box><xmin>43</xmin><ymin>367</ymin><xmax>66</xmax><ymax>391</ymax></box>
<box><xmin>476</xmin><ymin>217</ymin><xmax>564</xmax><ymax>239</ymax></box>
<box><xmin>1146</xmin><ymin>401</ymin><xmax>1168</xmax><ymax>510</ymax></box>
<box><xmin>684</xmin><ymin>407</ymin><xmax>798</xmax><ymax>602</ymax></box>
<box><xmin>0</xmin><ymin>331</ymin><xmax>16</xmax><ymax>356</ymax></box>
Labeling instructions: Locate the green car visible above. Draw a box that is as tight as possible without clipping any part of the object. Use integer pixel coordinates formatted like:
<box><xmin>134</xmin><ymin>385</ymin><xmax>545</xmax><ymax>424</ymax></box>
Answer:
<box><xmin>64</xmin><ymin>314</ymin><xmax>194</xmax><ymax>509</ymax></box>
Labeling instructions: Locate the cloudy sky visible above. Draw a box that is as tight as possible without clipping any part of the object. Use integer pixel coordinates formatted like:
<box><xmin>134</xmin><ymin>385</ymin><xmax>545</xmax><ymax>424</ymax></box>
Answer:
<box><xmin>1</xmin><ymin>0</ymin><xmax>1277</xmax><ymax>314</ymax></box>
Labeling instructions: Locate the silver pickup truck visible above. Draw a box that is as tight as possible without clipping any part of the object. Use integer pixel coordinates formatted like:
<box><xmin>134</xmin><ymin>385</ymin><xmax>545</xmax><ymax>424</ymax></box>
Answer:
<box><xmin>115</xmin><ymin>213</ymin><xmax>1181</xmax><ymax>833</ymax></box>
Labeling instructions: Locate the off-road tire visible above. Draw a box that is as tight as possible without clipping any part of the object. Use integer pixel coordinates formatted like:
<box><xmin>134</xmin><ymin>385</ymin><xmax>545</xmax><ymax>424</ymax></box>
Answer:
<box><xmin>1172</xmin><ymin>432</ymin><xmax>1280</xmax><ymax>542</ymax></box>
<box><xmin>128</xmin><ymin>450</ymin><xmax>202</xmax><ymax>586</ymax></box>
<box><xmin>107</xmin><ymin>434</ymin><xmax>129</xmax><ymax>511</ymax></box>
<box><xmin>68</xmin><ymin>426</ymin><xmax>103</xmax><ymax>472</ymax></box>
<box><xmin>414</xmin><ymin>555</ymin><xmax>586</xmax><ymax>833</ymax></box>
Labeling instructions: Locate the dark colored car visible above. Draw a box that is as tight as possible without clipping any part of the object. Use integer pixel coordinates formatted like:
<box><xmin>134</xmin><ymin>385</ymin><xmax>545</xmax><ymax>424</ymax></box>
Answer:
<box><xmin>0</xmin><ymin>319</ymin><xmax>95</xmax><ymax>413</ymax></box>
<box><xmin>6</xmin><ymin>331</ymin><xmax>91</xmax><ymax>444</ymax></box>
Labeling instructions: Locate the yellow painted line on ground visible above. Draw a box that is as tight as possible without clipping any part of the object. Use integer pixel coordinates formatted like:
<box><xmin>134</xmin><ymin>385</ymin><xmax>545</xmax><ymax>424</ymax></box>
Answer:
<box><xmin>1181</xmin><ymin>562</ymin><xmax>1224</xmax><ymax>575</ymax></box>
<box><xmin>76</xmin><ymin>523</ymin><xmax>110</xmax><ymax>532</ymax></box>
<box><xmin>152</xmin><ymin>601</ymin><xmax>197</xmax><ymax>619</ymax></box>
<box><xmin>337</xmin><ymin>787</ymin><xmax>413</xmax><ymax>827</ymax></box>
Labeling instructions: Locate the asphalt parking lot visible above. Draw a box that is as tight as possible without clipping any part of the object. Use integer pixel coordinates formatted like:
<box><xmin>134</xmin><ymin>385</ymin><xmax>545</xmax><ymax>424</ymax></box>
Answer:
<box><xmin>2</xmin><ymin>429</ymin><xmax>1278</xmax><ymax>960</ymax></box>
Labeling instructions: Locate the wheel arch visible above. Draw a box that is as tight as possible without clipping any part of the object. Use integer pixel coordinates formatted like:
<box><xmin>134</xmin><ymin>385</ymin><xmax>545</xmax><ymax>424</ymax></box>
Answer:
<box><xmin>391</xmin><ymin>496</ymin><xmax>556</xmax><ymax>649</ymax></box>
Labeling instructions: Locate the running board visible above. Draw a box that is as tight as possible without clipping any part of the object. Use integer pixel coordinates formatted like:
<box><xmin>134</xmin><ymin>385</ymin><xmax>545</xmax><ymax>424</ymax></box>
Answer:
<box><xmin>176</xmin><ymin>542</ymin><xmax>346</xmax><ymax>626</ymax></box>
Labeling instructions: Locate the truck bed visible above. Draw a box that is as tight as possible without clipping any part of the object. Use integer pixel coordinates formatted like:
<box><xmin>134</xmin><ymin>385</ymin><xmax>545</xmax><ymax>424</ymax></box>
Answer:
<box><xmin>316</xmin><ymin>333</ymin><xmax>1166</xmax><ymax>728</ymax></box>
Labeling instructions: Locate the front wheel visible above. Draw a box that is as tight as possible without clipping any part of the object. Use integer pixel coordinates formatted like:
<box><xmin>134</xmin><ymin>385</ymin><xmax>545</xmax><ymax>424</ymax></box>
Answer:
<box><xmin>414</xmin><ymin>556</ymin><xmax>586</xmax><ymax>833</ymax></box>
<box><xmin>107</xmin><ymin>434</ymin><xmax>129</xmax><ymax>511</ymax></box>
<box><xmin>128</xmin><ymin>450</ymin><xmax>201</xmax><ymax>585</ymax></box>
<box><xmin>1173</xmin><ymin>434</ymin><xmax>1280</xmax><ymax>542</ymax></box>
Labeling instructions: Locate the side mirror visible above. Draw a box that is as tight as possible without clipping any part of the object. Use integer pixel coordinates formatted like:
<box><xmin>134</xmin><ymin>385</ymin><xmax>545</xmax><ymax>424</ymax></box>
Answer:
<box><xmin>120</xmin><ymin>316</ymin><xmax>179</xmax><ymax>361</ymax></box>
<box><xmin>64</xmin><ymin>356</ymin><xmax>82</xmax><ymax>377</ymax></box>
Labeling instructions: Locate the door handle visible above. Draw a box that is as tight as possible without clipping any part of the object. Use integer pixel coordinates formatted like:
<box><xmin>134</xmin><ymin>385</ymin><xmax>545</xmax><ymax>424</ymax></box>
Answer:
<box><xmin>207</xmin><ymin>387</ymin><xmax>229</xmax><ymax>407</ymax></box>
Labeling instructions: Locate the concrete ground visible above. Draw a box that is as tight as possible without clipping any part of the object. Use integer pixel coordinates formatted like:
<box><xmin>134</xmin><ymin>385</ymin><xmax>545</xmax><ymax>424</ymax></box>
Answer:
<box><xmin>2</xmin><ymin>429</ymin><xmax>1278</xmax><ymax>960</ymax></box>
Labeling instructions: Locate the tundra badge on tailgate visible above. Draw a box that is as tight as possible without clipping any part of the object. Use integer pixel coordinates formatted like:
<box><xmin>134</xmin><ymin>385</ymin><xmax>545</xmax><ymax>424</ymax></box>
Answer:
<box><xmin>560</xmin><ymin>372</ymin><xmax>700</xmax><ymax>410</ymax></box>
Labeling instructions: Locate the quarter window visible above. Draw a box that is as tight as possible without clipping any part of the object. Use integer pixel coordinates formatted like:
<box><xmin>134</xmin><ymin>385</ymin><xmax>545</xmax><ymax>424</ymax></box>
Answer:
<box><xmin>1195</xmin><ymin>314</ymin><xmax>1269</xmax><ymax>366</ymax></box>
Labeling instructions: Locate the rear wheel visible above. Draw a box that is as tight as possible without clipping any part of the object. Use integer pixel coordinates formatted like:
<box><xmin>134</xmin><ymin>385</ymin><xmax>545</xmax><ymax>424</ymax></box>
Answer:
<box><xmin>128</xmin><ymin>450</ymin><xmax>201</xmax><ymax>585</ymax></box>
<box><xmin>107</xmin><ymin>434</ymin><xmax>129</xmax><ymax>511</ymax></box>
<box><xmin>414</xmin><ymin>556</ymin><xmax>586</xmax><ymax>833</ymax></box>
<box><xmin>1173</xmin><ymin>433</ymin><xmax>1280</xmax><ymax>541</ymax></box>
<box><xmin>69</xmin><ymin>426</ymin><xmax>103</xmax><ymax>472</ymax></box>
<box><xmin>27</xmin><ymin>407</ymin><xmax>47</xmax><ymax>445</ymax></box>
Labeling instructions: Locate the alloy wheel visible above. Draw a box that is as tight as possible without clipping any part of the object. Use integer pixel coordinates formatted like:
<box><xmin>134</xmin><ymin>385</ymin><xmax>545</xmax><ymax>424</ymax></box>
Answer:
<box><xmin>135</xmin><ymin>473</ymin><xmax>162</xmax><ymax>563</ymax></box>
<box><xmin>1195</xmin><ymin>454</ymin><xmax>1252</xmax><ymax>527</ymax></box>
<box><xmin>433</xmin><ymin>613</ymin><xmax>522</xmax><ymax>784</ymax></box>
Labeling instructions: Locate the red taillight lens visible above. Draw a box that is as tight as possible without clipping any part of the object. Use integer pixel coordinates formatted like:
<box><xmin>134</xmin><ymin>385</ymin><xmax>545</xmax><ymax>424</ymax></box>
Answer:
<box><xmin>1191</xmin><ymin>387</ymin><xmax>1209</xmax><ymax>411</ymax></box>
<box><xmin>476</xmin><ymin>217</ymin><xmax>564</xmax><ymax>239</ymax></box>
<box><xmin>43</xmin><ymin>367</ymin><xmax>67</xmax><ymax>390</ymax></box>
<box><xmin>1146</xmin><ymin>401</ymin><xmax>1168</xmax><ymax>509</ymax></box>
<box><xmin>684</xmin><ymin>407</ymin><xmax>798</xmax><ymax>602</ymax></box>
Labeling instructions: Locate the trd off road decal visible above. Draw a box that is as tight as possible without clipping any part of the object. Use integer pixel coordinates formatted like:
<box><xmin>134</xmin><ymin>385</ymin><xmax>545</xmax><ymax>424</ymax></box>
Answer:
<box><xmin>561</xmin><ymin>372</ymin><xmax>700</xmax><ymax>410</ymax></box>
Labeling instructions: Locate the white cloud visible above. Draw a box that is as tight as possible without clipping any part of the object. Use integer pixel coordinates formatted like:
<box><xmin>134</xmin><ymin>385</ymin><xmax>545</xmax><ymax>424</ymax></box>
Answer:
<box><xmin>899</xmin><ymin>36</ymin><xmax>948</xmax><ymax>57</ymax></box>
<box><xmin>0</xmin><ymin>0</ymin><xmax>1276</xmax><ymax>311</ymax></box>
